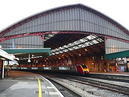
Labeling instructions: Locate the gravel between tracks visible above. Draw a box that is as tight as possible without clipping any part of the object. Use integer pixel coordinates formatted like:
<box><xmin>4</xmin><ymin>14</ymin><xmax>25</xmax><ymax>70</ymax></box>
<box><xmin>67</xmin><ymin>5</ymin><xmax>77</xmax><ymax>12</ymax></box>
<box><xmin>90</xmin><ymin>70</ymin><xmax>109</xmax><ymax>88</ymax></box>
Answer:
<box><xmin>50</xmin><ymin>79</ymin><xmax>81</xmax><ymax>97</ymax></box>
<box><xmin>48</xmin><ymin>77</ymin><xmax>128</xmax><ymax>97</ymax></box>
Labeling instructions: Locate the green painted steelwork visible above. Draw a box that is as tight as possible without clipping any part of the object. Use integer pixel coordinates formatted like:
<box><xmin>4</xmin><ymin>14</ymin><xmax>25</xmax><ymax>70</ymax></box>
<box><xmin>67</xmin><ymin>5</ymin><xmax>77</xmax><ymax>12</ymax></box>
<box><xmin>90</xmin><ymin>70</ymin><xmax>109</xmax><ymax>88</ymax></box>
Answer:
<box><xmin>2</xmin><ymin>48</ymin><xmax>51</xmax><ymax>55</ymax></box>
<box><xmin>105</xmin><ymin>50</ymin><xmax>129</xmax><ymax>59</ymax></box>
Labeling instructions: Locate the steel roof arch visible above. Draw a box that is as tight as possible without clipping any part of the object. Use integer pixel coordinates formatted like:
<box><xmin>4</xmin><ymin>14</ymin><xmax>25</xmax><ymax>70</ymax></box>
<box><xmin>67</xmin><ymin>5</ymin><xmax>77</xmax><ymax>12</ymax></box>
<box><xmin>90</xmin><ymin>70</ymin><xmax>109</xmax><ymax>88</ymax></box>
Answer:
<box><xmin>0</xmin><ymin>4</ymin><xmax>129</xmax><ymax>41</ymax></box>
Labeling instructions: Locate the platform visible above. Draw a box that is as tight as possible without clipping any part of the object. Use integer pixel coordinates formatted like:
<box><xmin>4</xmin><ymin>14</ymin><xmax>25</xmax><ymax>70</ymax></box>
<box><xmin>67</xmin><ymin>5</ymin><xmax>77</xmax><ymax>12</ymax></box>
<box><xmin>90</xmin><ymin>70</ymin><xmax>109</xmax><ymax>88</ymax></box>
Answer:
<box><xmin>0</xmin><ymin>71</ymin><xmax>64</xmax><ymax>97</ymax></box>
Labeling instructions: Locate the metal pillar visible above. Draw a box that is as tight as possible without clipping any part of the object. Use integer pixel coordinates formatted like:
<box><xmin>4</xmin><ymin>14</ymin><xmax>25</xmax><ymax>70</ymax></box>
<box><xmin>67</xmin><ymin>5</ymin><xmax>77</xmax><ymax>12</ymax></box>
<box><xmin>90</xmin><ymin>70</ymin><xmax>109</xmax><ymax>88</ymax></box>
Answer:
<box><xmin>40</xmin><ymin>35</ymin><xmax>44</xmax><ymax>48</ymax></box>
<box><xmin>12</xmin><ymin>39</ymin><xmax>15</xmax><ymax>48</ymax></box>
<box><xmin>0</xmin><ymin>60</ymin><xmax>3</xmax><ymax>79</ymax></box>
<box><xmin>2</xmin><ymin>60</ymin><xmax>4</xmax><ymax>79</ymax></box>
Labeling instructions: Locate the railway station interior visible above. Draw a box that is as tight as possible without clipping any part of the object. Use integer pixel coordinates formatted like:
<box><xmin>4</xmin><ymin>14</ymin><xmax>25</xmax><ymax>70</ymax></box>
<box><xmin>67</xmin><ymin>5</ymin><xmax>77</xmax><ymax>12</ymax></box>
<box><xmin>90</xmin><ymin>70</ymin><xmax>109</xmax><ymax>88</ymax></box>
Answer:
<box><xmin>0</xmin><ymin>4</ymin><xmax>129</xmax><ymax>97</ymax></box>
<box><xmin>1</xmin><ymin>4</ymin><xmax>129</xmax><ymax>76</ymax></box>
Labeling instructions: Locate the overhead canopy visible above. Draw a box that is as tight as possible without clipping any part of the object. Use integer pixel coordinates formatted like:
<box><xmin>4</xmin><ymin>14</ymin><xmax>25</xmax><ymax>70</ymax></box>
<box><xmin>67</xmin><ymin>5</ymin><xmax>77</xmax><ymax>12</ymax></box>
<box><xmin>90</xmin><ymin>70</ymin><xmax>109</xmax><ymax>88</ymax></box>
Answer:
<box><xmin>3</xmin><ymin>48</ymin><xmax>51</xmax><ymax>54</ymax></box>
<box><xmin>2</xmin><ymin>48</ymin><xmax>51</xmax><ymax>60</ymax></box>
<box><xmin>0</xmin><ymin>49</ymin><xmax>15</xmax><ymax>60</ymax></box>
<box><xmin>105</xmin><ymin>50</ymin><xmax>129</xmax><ymax>59</ymax></box>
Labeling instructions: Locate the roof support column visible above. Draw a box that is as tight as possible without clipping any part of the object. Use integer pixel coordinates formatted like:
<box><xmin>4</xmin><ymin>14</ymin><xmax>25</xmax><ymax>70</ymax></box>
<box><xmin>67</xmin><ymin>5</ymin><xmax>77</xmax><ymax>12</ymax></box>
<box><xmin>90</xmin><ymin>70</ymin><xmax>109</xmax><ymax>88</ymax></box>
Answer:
<box><xmin>0</xmin><ymin>60</ymin><xmax>3</xmax><ymax>79</ymax></box>
<box><xmin>1</xmin><ymin>60</ymin><xmax>4</xmax><ymax>79</ymax></box>
<box><xmin>40</xmin><ymin>35</ymin><xmax>45</xmax><ymax>48</ymax></box>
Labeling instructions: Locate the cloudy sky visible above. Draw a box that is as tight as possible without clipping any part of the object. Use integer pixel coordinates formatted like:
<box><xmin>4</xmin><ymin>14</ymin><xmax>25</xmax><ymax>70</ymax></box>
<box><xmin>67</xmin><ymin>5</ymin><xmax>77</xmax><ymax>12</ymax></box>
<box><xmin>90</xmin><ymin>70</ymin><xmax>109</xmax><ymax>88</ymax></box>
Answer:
<box><xmin>0</xmin><ymin>0</ymin><xmax>129</xmax><ymax>31</ymax></box>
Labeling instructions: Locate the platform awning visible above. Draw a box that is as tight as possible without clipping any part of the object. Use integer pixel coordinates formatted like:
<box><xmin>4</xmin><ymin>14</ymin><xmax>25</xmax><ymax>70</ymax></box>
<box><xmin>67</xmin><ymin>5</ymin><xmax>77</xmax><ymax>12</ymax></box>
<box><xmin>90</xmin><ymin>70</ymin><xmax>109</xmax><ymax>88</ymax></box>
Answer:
<box><xmin>2</xmin><ymin>48</ymin><xmax>51</xmax><ymax>59</ymax></box>
<box><xmin>3</xmin><ymin>48</ymin><xmax>51</xmax><ymax>54</ymax></box>
<box><xmin>0</xmin><ymin>49</ymin><xmax>15</xmax><ymax>60</ymax></box>
<box><xmin>105</xmin><ymin>50</ymin><xmax>129</xmax><ymax>59</ymax></box>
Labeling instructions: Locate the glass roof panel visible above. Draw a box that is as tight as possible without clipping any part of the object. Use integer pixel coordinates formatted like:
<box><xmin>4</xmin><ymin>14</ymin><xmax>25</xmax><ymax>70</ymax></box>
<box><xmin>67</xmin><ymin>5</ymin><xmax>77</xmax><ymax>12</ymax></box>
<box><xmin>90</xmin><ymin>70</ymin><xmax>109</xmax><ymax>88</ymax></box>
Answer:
<box><xmin>92</xmin><ymin>40</ymin><xmax>99</xmax><ymax>44</ymax></box>
<box><xmin>51</xmin><ymin>34</ymin><xmax>103</xmax><ymax>55</ymax></box>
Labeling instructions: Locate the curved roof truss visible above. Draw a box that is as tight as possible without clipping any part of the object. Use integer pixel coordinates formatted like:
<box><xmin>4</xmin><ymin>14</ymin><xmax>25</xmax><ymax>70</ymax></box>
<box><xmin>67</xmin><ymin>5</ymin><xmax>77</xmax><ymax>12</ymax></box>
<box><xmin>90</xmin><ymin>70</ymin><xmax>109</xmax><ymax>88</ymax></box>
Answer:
<box><xmin>0</xmin><ymin>4</ymin><xmax>129</xmax><ymax>41</ymax></box>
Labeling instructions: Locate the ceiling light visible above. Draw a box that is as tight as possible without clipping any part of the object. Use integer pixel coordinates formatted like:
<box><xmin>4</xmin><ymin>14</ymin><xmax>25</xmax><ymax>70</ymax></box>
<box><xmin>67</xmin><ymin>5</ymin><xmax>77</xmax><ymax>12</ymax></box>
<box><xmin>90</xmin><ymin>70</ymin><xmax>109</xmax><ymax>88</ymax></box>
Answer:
<box><xmin>79</xmin><ymin>54</ymin><xmax>81</xmax><ymax>56</ymax></box>
<box><xmin>84</xmin><ymin>49</ymin><xmax>88</xmax><ymax>51</ymax></box>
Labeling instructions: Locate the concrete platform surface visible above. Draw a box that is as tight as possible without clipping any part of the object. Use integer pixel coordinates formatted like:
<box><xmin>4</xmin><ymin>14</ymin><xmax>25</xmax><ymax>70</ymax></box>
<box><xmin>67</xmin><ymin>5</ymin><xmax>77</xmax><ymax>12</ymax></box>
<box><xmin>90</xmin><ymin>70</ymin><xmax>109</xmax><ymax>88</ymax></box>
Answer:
<box><xmin>0</xmin><ymin>71</ymin><xmax>64</xmax><ymax>97</ymax></box>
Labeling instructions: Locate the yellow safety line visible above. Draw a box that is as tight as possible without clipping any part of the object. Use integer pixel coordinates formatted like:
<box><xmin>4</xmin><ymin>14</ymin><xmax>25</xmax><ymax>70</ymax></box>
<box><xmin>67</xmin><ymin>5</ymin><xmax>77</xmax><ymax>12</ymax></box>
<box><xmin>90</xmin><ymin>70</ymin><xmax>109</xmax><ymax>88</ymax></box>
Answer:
<box><xmin>38</xmin><ymin>78</ymin><xmax>42</xmax><ymax>97</ymax></box>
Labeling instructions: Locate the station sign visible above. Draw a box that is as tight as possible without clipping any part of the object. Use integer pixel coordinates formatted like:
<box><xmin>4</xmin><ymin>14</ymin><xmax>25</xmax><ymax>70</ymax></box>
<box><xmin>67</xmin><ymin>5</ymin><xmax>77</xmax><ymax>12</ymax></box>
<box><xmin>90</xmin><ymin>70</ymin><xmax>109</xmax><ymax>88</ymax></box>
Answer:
<box><xmin>31</xmin><ymin>67</ymin><xmax>38</xmax><ymax>70</ymax></box>
<box><xmin>11</xmin><ymin>67</ymin><xmax>17</xmax><ymax>69</ymax></box>
<box><xmin>44</xmin><ymin>67</ymin><xmax>51</xmax><ymax>70</ymax></box>
<box><xmin>21</xmin><ymin>67</ymin><xmax>27</xmax><ymax>70</ymax></box>
<box><xmin>59</xmin><ymin>67</ymin><xmax>70</xmax><ymax>70</ymax></box>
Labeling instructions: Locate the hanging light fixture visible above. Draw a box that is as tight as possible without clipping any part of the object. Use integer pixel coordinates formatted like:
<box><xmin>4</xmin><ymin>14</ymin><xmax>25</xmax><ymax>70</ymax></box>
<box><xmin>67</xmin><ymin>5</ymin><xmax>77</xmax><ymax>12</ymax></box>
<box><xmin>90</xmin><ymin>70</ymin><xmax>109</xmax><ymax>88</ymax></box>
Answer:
<box><xmin>28</xmin><ymin>54</ymin><xmax>31</xmax><ymax>63</ymax></box>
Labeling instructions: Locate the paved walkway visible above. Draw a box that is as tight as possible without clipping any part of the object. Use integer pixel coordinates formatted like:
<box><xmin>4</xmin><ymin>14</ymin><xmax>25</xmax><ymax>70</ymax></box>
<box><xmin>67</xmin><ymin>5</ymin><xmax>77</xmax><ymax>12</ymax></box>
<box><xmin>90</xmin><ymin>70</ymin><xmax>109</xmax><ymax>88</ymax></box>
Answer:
<box><xmin>0</xmin><ymin>71</ymin><xmax>64</xmax><ymax>97</ymax></box>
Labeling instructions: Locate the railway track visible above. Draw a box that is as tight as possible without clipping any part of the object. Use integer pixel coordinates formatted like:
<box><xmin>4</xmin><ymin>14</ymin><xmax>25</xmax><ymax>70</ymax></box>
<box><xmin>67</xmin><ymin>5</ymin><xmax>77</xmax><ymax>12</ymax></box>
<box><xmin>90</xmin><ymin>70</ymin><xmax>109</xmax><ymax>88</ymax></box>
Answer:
<box><xmin>88</xmin><ymin>74</ymin><xmax>129</xmax><ymax>83</ymax></box>
<box><xmin>45</xmin><ymin>74</ymin><xmax>129</xmax><ymax>96</ymax></box>
<box><xmin>68</xmin><ymin>77</ymin><xmax>129</xmax><ymax>95</ymax></box>
<box><xmin>49</xmin><ymin>79</ymin><xmax>81</xmax><ymax>97</ymax></box>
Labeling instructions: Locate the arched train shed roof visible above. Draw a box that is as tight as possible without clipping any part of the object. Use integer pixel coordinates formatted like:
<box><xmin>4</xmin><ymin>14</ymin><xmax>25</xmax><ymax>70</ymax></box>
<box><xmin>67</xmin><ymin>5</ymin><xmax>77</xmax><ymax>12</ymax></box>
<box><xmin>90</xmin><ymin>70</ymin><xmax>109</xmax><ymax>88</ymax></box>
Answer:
<box><xmin>0</xmin><ymin>4</ymin><xmax>129</xmax><ymax>41</ymax></box>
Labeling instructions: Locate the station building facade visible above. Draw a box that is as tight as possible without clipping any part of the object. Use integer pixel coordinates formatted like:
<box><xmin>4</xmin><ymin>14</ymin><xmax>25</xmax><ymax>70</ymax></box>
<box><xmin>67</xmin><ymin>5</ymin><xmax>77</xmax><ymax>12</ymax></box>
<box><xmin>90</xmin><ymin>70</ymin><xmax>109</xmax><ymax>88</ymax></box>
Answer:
<box><xmin>0</xmin><ymin>4</ymin><xmax>129</xmax><ymax>72</ymax></box>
